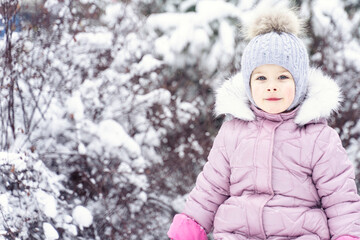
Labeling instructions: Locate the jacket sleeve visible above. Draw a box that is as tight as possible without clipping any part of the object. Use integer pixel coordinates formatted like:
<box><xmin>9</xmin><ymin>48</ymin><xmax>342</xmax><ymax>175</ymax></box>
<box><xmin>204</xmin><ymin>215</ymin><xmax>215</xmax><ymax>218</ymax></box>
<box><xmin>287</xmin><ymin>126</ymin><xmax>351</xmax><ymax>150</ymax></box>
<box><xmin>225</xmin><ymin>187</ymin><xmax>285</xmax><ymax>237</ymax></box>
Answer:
<box><xmin>182</xmin><ymin>121</ymin><xmax>232</xmax><ymax>233</ymax></box>
<box><xmin>311</xmin><ymin>126</ymin><xmax>360</xmax><ymax>240</ymax></box>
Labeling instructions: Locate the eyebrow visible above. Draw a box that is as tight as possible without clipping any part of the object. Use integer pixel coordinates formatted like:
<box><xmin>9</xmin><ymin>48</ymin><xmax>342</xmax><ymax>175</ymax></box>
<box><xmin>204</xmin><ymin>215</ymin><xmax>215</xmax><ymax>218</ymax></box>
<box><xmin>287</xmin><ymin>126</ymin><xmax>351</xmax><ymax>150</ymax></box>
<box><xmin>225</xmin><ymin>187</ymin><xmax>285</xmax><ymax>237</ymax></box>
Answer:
<box><xmin>252</xmin><ymin>71</ymin><xmax>291</xmax><ymax>75</ymax></box>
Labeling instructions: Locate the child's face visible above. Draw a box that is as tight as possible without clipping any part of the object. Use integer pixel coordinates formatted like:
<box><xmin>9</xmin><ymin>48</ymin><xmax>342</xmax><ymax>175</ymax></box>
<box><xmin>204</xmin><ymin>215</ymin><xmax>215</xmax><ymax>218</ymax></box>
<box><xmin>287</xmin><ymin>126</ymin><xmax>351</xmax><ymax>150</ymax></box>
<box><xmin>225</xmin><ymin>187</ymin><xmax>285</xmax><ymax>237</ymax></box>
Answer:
<box><xmin>250</xmin><ymin>64</ymin><xmax>295</xmax><ymax>114</ymax></box>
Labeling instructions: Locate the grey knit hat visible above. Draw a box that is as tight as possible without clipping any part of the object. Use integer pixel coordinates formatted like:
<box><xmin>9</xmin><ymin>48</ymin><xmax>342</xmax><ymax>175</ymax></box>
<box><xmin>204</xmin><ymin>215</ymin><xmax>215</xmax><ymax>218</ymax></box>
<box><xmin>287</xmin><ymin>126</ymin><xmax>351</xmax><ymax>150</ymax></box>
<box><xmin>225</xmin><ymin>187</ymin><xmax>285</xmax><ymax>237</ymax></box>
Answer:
<box><xmin>241</xmin><ymin>8</ymin><xmax>309</xmax><ymax>110</ymax></box>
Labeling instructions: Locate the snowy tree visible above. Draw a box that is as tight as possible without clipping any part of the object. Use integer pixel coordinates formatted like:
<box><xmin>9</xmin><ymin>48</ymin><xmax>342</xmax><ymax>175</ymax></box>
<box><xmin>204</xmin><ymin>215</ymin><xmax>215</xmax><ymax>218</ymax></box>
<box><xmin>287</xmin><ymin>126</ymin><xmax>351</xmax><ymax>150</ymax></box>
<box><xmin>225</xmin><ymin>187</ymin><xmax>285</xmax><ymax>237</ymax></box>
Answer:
<box><xmin>304</xmin><ymin>0</ymin><xmax>360</xmax><ymax>186</ymax></box>
<box><xmin>1</xmin><ymin>0</ymin><xmax>209</xmax><ymax>238</ymax></box>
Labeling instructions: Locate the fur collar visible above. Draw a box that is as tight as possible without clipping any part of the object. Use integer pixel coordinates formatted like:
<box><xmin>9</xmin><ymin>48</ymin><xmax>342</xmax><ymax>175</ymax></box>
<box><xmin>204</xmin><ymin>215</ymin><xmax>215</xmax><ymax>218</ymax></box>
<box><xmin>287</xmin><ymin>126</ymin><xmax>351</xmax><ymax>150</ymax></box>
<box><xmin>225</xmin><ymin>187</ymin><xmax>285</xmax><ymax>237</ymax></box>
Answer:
<box><xmin>214</xmin><ymin>68</ymin><xmax>341</xmax><ymax>126</ymax></box>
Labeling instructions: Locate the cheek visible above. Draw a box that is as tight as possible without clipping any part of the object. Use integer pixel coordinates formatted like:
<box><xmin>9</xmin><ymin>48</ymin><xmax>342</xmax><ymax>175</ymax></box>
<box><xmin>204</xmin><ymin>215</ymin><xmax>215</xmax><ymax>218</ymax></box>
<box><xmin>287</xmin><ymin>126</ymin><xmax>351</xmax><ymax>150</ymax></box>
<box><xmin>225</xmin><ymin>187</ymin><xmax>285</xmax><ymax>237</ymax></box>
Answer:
<box><xmin>251</xmin><ymin>84</ymin><xmax>262</xmax><ymax>100</ymax></box>
<box><xmin>284</xmin><ymin>84</ymin><xmax>296</xmax><ymax>101</ymax></box>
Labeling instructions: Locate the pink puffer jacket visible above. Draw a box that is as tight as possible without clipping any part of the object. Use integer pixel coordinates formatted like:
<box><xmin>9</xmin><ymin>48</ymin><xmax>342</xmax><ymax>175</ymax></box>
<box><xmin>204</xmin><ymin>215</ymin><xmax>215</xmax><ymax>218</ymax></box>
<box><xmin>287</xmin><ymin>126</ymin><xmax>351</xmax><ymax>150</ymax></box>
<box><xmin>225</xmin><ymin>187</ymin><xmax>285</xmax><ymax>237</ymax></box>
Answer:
<box><xmin>180</xmin><ymin>69</ymin><xmax>360</xmax><ymax>240</ymax></box>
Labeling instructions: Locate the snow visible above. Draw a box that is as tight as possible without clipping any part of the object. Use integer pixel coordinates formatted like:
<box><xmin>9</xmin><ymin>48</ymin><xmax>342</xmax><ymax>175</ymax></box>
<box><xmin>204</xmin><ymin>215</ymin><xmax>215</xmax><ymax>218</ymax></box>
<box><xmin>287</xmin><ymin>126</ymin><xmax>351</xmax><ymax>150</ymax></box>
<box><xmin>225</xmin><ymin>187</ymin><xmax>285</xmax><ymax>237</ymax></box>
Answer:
<box><xmin>33</xmin><ymin>160</ymin><xmax>65</xmax><ymax>196</ymax></box>
<box><xmin>36</xmin><ymin>190</ymin><xmax>58</xmax><ymax>218</ymax></box>
<box><xmin>43</xmin><ymin>223</ymin><xmax>59</xmax><ymax>240</ymax></box>
<box><xmin>177</xmin><ymin>101</ymin><xmax>200</xmax><ymax>124</ymax></box>
<box><xmin>64</xmin><ymin>223</ymin><xmax>78</xmax><ymax>236</ymax></box>
<box><xmin>189</xmin><ymin>28</ymin><xmax>210</xmax><ymax>54</ymax></box>
<box><xmin>74</xmin><ymin>32</ymin><xmax>113</xmax><ymax>49</ymax></box>
<box><xmin>64</xmin><ymin>215</ymin><xmax>73</xmax><ymax>223</ymax></box>
<box><xmin>134</xmin><ymin>88</ymin><xmax>171</xmax><ymax>107</ymax></box>
<box><xmin>347</xmin><ymin>138</ymin><xmax>360</xmax><ymax>168</ymax></box>
<box><xmin>196</xmin><ymin>1</ymin><xmax>241</xmax><ymax>22</ymax></box>
<box><xmin>98</xmin><ymin>119</ymin><xmax>141</xmax><ymax>157</ymax></box>
<box><xmin>135</xmin><ymin>54</ymin><xmax>163</xmax><ymax>75</ymax></box>
<box><xmin>66</xmin><ymin>91</ymin><xmax>84</xmax><ymax>121</ymax></box>
<box><xmin>138</xmin><ymin>191</ymin><xmax>147</xmax><ymax>202</ymax></box>
<box><xmin>204</xmin><ymin>20</ymin><xmax>235</xmax><ymax>73</ymax></box>
<box><xmin>44</xmin><ymin>0</ymin><xmax>60</xmax><ymax>8</ymax></box>
<box><xmin>171</xmin><ymin>195</ymin><xmax>188</xmax><ymax>213</ymax></box>
<box><xmin>179</xmin><ymin>0</ymin><xmax>197</xmax><ymax>12</ymax></box>
<box><xmin>0</xmin><ymin>152</ymin><xmax>67</xmax><ymax>239</ymax></box>
<box><xmin>146</xmin><ymin>1</ymin><xmax>240</xmax><ymax>30</ymax></box>
<box><xmin>134</xmin><ymin>127</ymin><xmax>161</xmax><ymax>147</ymax></box>
<box><xmin>147</xmin><ymin>12</ymin><xmax>198</xmax><ymax>32</ymax></box>
<box><xmin>78</xmin><ymin>142</ymin><xmax>87</xmax><ymax>155</ymax></box>
<box><xmin>23</xmin><ymin>40</ymin><xmax>34</xmax><ymax>52</ymax></box>
<box><xmin>128</xmin><ymin>173</ymin><xmax>149</xmax><ymax>190</ymax></box>
<box><xmin>0</xmin><ymin>152</ymin><xmax>27</xmax><ymax>171</ymax></box>
<box><xmin>147</xmin><ymin>0</ymin><xmax>240</xmax><ymax>73</ymax></box>
<box><xmin>0</xmin><ymin>193</ymin><xmax>10</xmax><ymax>214</ymax></box>
<box><xmin>118</xmin><ymin>162</ymin><xmax>132</xmax><ymax>173</ymax></box>
<box><xmin>72</xmin><ymin>206</ymin><xmax>93</xmax><ymax>230</ymax></box>
<box><xmin>101</xmin><ymin>2</ymin><xmax>124</xmax><ymax>27</ymax></box>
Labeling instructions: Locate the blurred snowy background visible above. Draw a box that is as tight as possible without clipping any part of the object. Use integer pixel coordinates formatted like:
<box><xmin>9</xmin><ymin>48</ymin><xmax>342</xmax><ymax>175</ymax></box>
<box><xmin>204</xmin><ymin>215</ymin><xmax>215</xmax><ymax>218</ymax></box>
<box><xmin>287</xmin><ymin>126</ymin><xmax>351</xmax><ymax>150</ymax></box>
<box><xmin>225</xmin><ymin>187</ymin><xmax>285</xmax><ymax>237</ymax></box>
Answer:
<box><xmin>0</xmin><ymin>0</ymin><xmax>359</xmax><ymax>239</ymax></box>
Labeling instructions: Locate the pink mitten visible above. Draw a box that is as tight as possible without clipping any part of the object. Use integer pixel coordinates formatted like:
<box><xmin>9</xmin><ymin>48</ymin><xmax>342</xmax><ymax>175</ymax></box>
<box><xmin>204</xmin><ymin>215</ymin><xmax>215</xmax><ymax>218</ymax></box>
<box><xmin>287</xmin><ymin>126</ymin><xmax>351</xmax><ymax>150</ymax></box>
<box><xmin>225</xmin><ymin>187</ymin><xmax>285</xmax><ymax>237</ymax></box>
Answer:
<box><xmin>336</xmin><ymin>236</ymin><xmax>359</xmax><ymax>240</ymax></box>
<box><xmin>167</xmin><ymin>214</ymin><xmax>208</xmax><ymax>240</ymax></box>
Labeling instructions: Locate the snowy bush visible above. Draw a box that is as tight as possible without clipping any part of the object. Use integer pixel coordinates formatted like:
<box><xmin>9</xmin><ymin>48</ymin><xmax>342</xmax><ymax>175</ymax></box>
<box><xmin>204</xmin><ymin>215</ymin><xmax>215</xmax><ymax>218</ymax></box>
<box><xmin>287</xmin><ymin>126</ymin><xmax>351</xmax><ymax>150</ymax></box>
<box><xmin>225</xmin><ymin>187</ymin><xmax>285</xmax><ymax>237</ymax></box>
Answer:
<box><xmin>0</xmin><ymin>152</ymin><xmax>74</xmax><ymax>240</ymax></box>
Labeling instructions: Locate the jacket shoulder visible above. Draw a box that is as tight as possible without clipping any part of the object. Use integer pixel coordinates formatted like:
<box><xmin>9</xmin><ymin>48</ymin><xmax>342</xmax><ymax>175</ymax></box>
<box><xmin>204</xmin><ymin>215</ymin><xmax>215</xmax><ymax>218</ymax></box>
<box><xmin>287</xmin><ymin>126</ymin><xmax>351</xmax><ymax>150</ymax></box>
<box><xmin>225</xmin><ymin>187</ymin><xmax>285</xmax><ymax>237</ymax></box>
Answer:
<box><xmin>301</xmin><ymin>121</ymin><xmax>328</xmax><ymax>135</ymax></box>
<box><xmin>215</xmin><ymin>118</ymin><xmax>249</xmax><ymax>154</ymax></box>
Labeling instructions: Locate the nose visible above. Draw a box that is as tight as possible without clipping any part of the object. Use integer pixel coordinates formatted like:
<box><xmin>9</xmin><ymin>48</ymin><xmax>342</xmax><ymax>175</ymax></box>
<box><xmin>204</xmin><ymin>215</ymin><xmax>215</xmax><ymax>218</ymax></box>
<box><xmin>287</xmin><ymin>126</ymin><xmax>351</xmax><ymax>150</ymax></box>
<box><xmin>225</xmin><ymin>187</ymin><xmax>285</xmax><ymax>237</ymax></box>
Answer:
<box><xmin>266</xmin><ymin>79</ymin><xmax>278</xmax><ymax>92</ymax></box>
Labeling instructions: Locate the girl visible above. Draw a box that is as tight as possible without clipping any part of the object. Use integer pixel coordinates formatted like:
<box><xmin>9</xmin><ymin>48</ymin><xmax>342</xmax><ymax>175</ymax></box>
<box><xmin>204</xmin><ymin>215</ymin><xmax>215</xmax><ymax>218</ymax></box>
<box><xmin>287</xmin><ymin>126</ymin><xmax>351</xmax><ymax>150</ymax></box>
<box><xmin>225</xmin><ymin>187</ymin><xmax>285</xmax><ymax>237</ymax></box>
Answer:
<box><xmin>167</xmin><ymin>7</ymin><xmax>360</xmax><ymax>240</ymax></box>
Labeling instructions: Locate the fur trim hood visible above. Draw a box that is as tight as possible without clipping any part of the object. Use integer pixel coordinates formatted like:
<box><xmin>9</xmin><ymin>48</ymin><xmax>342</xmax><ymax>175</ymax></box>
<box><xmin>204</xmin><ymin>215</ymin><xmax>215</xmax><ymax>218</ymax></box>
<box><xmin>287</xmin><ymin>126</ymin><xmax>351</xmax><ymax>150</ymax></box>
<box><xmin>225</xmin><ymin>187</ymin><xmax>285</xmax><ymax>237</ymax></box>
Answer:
<box><xmin>215</xmin><ymin>68</ymin><xmax>341</xmax><ymax>126</ymax></box>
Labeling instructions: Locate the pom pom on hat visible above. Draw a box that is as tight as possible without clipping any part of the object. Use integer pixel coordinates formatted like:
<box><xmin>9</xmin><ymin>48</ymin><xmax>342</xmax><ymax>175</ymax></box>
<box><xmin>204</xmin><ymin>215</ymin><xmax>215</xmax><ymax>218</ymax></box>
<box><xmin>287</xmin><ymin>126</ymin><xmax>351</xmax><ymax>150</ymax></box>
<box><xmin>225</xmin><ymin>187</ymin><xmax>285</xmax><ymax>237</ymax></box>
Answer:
<box><xmin>241</xmin><ymin>7</ymin><xmax>309</xmax><ymax>111</ymax></box>
<box><xmin>244</xmin><ymin>8</ymin><xmax>304</xmax><ymax>39</ymax></box>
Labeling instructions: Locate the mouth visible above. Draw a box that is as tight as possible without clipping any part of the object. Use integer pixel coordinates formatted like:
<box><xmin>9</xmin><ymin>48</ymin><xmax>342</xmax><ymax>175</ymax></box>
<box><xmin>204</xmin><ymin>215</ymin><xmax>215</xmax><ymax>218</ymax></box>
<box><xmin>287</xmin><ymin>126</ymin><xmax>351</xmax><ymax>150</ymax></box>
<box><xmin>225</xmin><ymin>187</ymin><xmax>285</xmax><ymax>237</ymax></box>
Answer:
<box><xmin>265</xmin><ymin>98</ymin><xmax>282</xmax><ymax>101</ymax></box>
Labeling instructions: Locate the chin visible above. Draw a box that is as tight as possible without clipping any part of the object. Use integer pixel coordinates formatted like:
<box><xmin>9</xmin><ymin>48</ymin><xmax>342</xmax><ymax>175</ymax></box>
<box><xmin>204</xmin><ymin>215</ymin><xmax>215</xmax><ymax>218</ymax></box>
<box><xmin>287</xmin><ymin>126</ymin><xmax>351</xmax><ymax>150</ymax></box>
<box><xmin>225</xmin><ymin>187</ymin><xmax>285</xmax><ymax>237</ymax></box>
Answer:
<box><xmin>263</xmin><ymin>108</ymin><xmax>286</xmax><ymax>114</ymax></box>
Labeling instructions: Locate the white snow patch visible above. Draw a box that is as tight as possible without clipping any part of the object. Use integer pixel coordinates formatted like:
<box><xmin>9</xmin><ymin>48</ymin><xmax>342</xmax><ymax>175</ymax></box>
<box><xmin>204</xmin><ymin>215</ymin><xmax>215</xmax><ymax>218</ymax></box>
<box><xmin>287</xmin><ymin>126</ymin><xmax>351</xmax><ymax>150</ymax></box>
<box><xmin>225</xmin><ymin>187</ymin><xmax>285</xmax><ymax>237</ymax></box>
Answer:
<box><xmin>196</xmin><ymin>1</ymin><xmax>240</xmax><ymax>22</ymax></box>
<box><xmin>128</xmin><ymin>174</ymin><xmax>149</xmax><ymax>190</ymax></box>
<box><xmin>64</xmin><ymin>215</ymin><xmax>73</xmax><ymax>223</ymax></box>
<box><xmin>74</xmin><ymin>32</ymin><xmax>113</xmax><ymax>49</ymax></box>
<box><xmin>0</xmin><ymin>152</ymin><xmax>27</xmax><ymax>171</ymax></box>
<box><xmin>134</xmin><ymin>88</ymin><xmax>171</xmax><ymax>107</ymax></box>
<box><xmin>44</xmin><ymin>0</ymin><xmax>61</xmax><ymax>9</ymax></box>
<box><xmin>177</xmin><ymin>101</ymin><xmax>200</xmax><ymax>124</ymax></box>
<box><xmin>98</xmin><ymin>119</ymin><xmax>141</xmax><ymax>157</ymax></box>
<box><xmin>102</xmin><ymin>2</ymin><xmax>123</xmax><ymax>27</ymax></box>
<box><xmin>78</xmin><ymin>143</ymin><xmax>87</xmax><ymax>155</ymax></box>
<box><xmin>43</xmin><ymin>222</ymin><xmax>59</xmax><ymax>240</ymax></box>
<box><xmin>36</xmin><ymin>190</ymin><xmax>58</xmax><ymax>218</ymax></box>
<box><xmin>146</xmin><ymin>12</ymin><xmax>198</xmax><ymax>33</ymax></box>
<box><xmin>118</xmin><ymin>162</ymin><xmax>132</xmax><ymax>173</ymax></box>
<box><xmin>138</xmin><ymin>191</ymin><xmax>147</xmax><ymax>202</ymax></box>
<box><xmin>135</xmin><ymin>54</ymin><xmax>163</xmax><ymax>75</ymax></box>
<box><xmin>0</xmin><ymin>193</ymin><xmax>10</xmax><ymax>214</ymax></box>
<box><xmin>189</xmin><ymin>28</ymin><xmax>210</xmax><ymax>56</ymax></box>
<box><xmin>66</xmin><ymin>91</ymin><xmax>84</xmax><ymax>121</ymax></box>
<box><xmin>171</xmin><ymin>195</ymin><xmax>188</xmax><ymax>213</ymax></box>
<box><xmin>72</xmin><ymin>206</ymin><xmax>93</xmax><ymax>230</ymax></box>
<box><xmin>23</xmin><ymin>40</ymin><xmax>34</xmax><ymax>52</ymax></box>
<box><xmin>64</xmin><ymin>223</ymin><xmax>78</xmax><ymax>236</ymax></box>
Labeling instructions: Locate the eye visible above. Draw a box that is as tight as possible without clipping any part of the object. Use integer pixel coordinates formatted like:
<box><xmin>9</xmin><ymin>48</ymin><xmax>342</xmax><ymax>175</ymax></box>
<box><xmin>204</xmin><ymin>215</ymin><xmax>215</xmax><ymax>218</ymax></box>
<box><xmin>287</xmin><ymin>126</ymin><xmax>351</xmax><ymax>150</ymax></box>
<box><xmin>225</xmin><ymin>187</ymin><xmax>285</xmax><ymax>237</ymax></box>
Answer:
<box><xmin>256</xmin><ymin>76</ymin><xmax>266</xmax><ymax>80</ymax></box>
<box><xmin>279</xmin><ymin>75</ymin><xmax>289</xmax><ymax>80</ymax></box>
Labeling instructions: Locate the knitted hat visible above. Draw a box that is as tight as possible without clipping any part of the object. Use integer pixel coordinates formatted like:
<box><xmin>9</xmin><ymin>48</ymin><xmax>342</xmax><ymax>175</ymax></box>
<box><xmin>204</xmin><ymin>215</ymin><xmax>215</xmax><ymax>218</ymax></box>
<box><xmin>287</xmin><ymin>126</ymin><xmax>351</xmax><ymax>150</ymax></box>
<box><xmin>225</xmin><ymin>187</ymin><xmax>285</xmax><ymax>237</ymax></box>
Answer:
<box><xmin>241</xmin><ymin>8</ymin><xmax>309</xmax><ymax>110</ymax></box>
